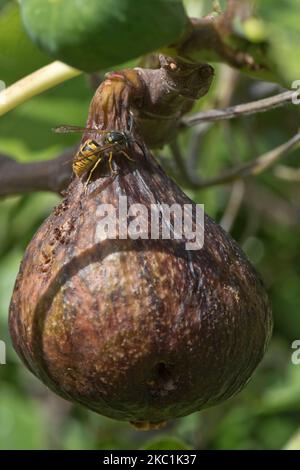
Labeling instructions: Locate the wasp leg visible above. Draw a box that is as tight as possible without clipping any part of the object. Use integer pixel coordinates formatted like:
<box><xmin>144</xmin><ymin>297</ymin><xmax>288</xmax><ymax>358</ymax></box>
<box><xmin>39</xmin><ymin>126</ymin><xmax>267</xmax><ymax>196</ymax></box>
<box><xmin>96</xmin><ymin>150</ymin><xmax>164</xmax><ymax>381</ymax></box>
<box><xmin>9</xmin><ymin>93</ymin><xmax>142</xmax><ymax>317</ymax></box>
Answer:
<box><xmin>132</xmin><ymin>140</ymin><xmax>146</xmax><ymax>159</ymax></box>
<box><xmin>108</xmin><ymin>151</ymin><xmax>118</xmax><ymax>175</ymax></box>
<box><xmin>120</xmin><ymin>150</ymin><xmax>134</xmax><ymax>162</ymax></box>
<box><xmin>84</xmin><ymin>157</ymin><xmax>102</xmax><ymax>191</ymax></box>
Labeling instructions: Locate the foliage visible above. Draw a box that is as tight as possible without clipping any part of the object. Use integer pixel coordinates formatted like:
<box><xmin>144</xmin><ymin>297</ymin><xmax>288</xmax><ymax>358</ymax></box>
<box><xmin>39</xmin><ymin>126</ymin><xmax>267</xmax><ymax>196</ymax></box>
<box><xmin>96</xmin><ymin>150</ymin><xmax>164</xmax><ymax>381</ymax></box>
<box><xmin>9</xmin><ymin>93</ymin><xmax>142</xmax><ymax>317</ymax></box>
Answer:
<box><xmin>0</xmin><ymin>0</ymin><xmax>300</xmax><ymax>451</ymax></box>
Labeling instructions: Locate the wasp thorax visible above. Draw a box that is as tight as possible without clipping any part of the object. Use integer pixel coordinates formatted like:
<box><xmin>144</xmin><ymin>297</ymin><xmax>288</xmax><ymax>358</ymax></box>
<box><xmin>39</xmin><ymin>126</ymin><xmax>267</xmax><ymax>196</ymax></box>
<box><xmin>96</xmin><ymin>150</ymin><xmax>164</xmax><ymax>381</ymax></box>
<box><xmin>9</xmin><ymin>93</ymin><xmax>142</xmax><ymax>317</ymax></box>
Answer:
<box><xmin>105</xmin><ymin>131</ymin><xmax>128</xmax><ymax>145</ymax></box>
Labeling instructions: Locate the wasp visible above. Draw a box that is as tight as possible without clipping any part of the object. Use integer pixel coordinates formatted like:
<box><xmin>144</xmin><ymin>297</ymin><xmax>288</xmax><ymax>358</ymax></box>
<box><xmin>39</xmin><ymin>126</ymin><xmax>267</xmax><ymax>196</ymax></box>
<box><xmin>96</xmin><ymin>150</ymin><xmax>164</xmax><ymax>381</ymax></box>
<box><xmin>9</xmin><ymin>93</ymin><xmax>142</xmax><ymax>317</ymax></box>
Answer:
<box><xmin>54</xmin><ymin>117</ymin><xmax>143</xmax><ymax>187</ymax></box>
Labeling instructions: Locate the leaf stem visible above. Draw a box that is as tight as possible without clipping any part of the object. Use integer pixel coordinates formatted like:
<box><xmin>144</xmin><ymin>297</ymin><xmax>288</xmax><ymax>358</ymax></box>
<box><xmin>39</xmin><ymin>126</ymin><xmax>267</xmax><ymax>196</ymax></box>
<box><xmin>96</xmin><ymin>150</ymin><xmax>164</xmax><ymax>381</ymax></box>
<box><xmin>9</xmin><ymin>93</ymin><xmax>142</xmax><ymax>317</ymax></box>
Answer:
<box><xmin>0</xmin><ymin>61</ymin><xmax>81</xmax><ymax>116</ymax></box>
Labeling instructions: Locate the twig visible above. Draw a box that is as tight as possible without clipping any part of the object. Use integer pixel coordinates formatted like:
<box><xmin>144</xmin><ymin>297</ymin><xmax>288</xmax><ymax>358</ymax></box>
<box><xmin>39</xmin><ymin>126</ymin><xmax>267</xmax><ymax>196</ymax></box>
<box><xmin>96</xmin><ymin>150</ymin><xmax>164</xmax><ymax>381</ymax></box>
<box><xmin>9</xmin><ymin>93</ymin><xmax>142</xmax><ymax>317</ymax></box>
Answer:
<box><xmin>182</xmin><ymin>90</ymin><xmax>298</xmax><ymax>127</ymax></box>
<box><xmin>193</xmin><ymin>130</ymin><xmax>300</xmax><ymax>188</ymax></box>
<box><xmin>169</xmin><ymin>139</ymin><xmax>193</xmax><ymax>186</ymax></box>
<box><xmin>186</xmin><ymin>122</ymin><xmax>213</xmax><ymax>178</ymax></box>
<box><xmin>174</xmin><ymin>11</ymin><xmax>280</xmax><ymax>83</ymax></box>
<box><xmin>0</xmin><ymin>61</ymin><xmax>81</xmax><ymax>116</ymax></box>
<box><xmin>0</xmin><ymin>148</ymin><xmax>75</xmax><ymax>197</ymax></box>
<box><xmin>243</xmin><ymin>181</ymin><xmax>300</xmax><ymax>227</ymax></box>
<box><xmin>273</xmin><ymin>165</ymin><xmax>300</xmax><ymax>182</ymax></box>
<box><xmin>220</xmin><ymin>180</ymin><xmax>245</xmax><ymax>232</ymax></box>
<box><xmin>170</xmin><ymin>129</ymin><xmax>300</xmax><ymax>190</ymax></box>
<box><xmin>134</xmin><ymin>56</ymin><xmax>214</xmax><ymax>148</ymax></box>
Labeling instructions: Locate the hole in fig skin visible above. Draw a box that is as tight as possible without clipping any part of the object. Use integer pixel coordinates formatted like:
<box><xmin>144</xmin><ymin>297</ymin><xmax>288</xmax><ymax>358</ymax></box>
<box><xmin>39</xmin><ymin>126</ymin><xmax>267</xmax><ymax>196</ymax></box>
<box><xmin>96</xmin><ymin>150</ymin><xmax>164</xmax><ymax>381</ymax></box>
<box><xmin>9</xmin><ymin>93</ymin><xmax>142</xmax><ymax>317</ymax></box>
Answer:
<box><xmin>148</xmin><ymin>362</ymin><xmax>177</xmax><ymax>394</ymax></box>
<box><xmin>154</xmin><ymin>362</ymin><xmax>171</xmax><ymax>382</ymax></box>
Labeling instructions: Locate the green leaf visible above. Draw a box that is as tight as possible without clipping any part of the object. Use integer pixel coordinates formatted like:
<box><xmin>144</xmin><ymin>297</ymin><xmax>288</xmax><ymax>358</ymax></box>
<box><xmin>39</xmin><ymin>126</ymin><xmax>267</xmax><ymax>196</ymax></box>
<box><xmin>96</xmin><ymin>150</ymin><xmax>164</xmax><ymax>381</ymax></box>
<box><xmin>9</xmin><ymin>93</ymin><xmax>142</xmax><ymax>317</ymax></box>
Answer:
<box><xmin>142</xmin><ymin>437</ymin><xmax>191</xmax><ymax>450</ymax></box>
<box><xmin>19</xmin><ymin>0</ymin><xmax>187</xmax><ymax>73</ymax></box>
<box><xmin>0</xmin><ymin>2</ymin><xmax>51</xmax><ymax>85</ymax></box>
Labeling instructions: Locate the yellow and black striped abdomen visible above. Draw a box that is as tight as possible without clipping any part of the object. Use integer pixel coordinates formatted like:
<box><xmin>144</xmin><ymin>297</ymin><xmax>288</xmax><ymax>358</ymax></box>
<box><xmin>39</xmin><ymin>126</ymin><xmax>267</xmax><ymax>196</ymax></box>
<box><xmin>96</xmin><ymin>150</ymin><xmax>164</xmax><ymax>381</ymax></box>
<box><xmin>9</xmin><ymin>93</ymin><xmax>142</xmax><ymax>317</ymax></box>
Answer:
<box><xmin>72</xmin><ymin>140</ymin><xmax>101</xmax><ymax>177</ymax></box>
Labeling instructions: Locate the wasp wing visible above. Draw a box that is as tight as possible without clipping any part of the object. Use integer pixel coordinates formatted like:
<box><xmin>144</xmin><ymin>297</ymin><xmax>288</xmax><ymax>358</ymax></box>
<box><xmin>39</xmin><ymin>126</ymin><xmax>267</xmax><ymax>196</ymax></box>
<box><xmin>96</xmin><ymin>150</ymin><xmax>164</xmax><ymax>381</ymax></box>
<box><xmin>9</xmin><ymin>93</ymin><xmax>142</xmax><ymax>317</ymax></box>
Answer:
<box><xmin>53</xmin><ymin>125</ymin><xmax>111</xmax><ymax>135</ymax></box>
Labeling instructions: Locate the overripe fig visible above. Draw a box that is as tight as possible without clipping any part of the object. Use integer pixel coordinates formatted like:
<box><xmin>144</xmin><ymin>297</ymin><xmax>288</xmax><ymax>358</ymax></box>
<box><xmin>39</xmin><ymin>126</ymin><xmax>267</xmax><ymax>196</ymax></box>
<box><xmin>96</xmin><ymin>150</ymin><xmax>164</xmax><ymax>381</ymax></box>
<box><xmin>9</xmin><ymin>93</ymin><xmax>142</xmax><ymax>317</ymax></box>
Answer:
<box><xmin>9</xmin><ymin>77</ymin><xmax>272</xmax><ymax>428</ymax></box>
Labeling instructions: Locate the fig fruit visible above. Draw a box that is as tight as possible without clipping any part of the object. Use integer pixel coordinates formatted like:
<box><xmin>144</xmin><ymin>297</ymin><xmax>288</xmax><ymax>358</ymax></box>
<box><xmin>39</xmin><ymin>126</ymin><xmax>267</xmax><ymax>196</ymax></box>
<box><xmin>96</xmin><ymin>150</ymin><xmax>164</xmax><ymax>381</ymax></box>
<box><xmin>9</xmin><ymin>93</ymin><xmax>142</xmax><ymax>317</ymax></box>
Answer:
<box><xmin>9</xmin><ymin>85</ymin><xmax>272</xmax><ymax>427</ymax></box>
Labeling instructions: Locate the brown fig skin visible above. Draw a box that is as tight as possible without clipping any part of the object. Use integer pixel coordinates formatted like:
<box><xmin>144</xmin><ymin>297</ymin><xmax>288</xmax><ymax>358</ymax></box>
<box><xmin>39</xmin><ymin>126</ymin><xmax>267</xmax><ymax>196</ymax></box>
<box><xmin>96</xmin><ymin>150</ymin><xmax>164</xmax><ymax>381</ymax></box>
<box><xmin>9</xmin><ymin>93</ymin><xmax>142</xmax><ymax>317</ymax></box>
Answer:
<box><xmin>9</xmin><ymin>133</ymin><xmax>272</xmax><ymax>425</ymax></box>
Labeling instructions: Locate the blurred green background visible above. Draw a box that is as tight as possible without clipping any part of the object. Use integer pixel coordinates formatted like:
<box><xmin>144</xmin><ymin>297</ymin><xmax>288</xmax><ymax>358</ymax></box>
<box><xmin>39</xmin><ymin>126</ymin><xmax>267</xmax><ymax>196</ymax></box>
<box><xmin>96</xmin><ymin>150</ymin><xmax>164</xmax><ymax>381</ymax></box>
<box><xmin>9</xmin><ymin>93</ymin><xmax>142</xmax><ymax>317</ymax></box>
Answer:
<box><xmin>1</xmin><ymin>0</ymin><xmax>300</xmax><ymax>450</ymax></box>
